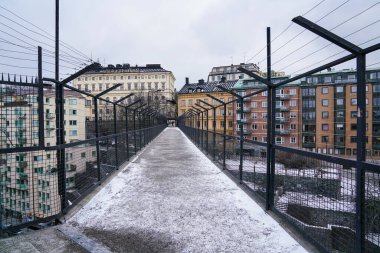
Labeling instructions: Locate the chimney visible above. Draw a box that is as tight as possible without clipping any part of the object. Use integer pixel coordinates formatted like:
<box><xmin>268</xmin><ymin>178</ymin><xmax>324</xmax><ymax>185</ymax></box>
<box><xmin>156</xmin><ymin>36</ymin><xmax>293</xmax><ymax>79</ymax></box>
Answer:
<box><xmin>198</xmin><ymin>79</ymin><xmax>205</xmax><ymax>85</ymax></box>
<box><xmin>185</xmin><ymin>77</ymin><xmax>189</xmax><ymax>85</ymax></box>
<box><xmin>220</xmin><ymin>76</ymin><xmax>226</xmax><ymax>83</ymax></box>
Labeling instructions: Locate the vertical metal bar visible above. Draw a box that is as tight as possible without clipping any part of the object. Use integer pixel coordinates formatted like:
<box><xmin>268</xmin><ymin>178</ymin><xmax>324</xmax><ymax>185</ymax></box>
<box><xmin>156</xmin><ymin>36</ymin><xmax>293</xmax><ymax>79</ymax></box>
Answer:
<box><xmin>206</xmin><ymin>110</ymin><xmax>209</xmax><ymax>154</ymax></box>
<box><xmin>37</xmin><ymin>46</ymin><xmax>44</xmax><ymax>147</ymax></box>
<box><xmin>213</xmin><ymin>108</ymin><xmax>216</xmax><ymax>160</ymax></box>
<box><xmin>55</xmin><ymin>0</ymin><xmax>66</xmax><ymax>212</ymax></box>
<box><xmin>267</xmin><ymin>27</ymin><xmax>275</xmax><ymax>210</ymax></box>
<box><xmin>113</xmin><ymin>104</ymin><xmax>119</xmax><ymax>169</ymax></box>
<box><xmin>355</xmin><ymin>53</ymin><xmax>366</xmax><ymax>253</ymax></box>
<box><xmin>134</xmin><ymin>110</ymin><xmax>137</xmax><ymax>154</ymax></box>
<box><xmin>94</xmin><ymin>98</ymin><xmax>101</xmax><ymax>182</ymax></box>
<box><xmin>239</xmin><ymin>97</ymin><xmax>244</xmax><ymax>183</ymax></box>
<box><xmin>126</xmin><ymin>108</ymin><xmax>130</xmax><ymax>160</ymax></box>
<box><xmin>201</xmin><ymin>111</ymin><xmax>204</xmax><ymax>149</ymax></box>
<box><xmin>223</xmin><ymin>103</ymin><xmax>227</xmax><ymax>169</ymax></box>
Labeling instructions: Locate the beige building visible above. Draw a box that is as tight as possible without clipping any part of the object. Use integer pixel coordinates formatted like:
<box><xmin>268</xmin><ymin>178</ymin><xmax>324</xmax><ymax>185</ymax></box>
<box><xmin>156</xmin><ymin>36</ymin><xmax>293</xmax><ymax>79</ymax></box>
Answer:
<box><xmin>72</xmin><ymin>64</ymin><xmax>176</xmax><ymax>119</ymax></box>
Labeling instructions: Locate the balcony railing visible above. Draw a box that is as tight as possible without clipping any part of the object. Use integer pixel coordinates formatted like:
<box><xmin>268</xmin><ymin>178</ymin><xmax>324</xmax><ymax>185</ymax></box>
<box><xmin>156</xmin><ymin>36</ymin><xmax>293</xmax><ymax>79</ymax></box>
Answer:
<box><xmin>236</xmin><ymin>107</ymin><xmax>251</xmax><ymax>113</ymax></box>
<box><xmin>17</xmin><ymin>183</ymin><xmax>28</xmax><ymax>190</ymax></box>
<box><xmin>18</xmin><ymin>161</ymin><xmax>28</xmax><ymax>169</ymax></box>
<box><xmin>275</xmin><ymin>130</ymin><xmax>290</xmax><ymax>135</ymax></box>
<box><xmin>46</xmin><ymin>113</ymin><xmax>55</xmax><ymax>119</ymax></box>
<box><xmin>276</xmin><ymin>94</ymin><xmax>290</xmax><ymax>100</ymax></box>
<box><xmin>17</xmin><ymin>137</ymin><xmax>27</xmax><ymax>145</ymax></box>
<box><xmin>276</xmin><ymin>106</ymin><xmax>289</xmax><ymax>112</ymax></box>
<box><xmin>236</xmin><ymin>129</ymin><xmax>252</xmax><ymax>135</ymax></box>
<box><xmin>18</xmin><ymin>172</ymin><xmax>28</xmax><ymax>180</ymax></box>
<box><xmin>237</xmin><ymin>118</ymin><xmax>251</xmax><ymax>124</ymax></box>
<box><xmin>275</xmin><ymin>117</ymin><xmax>290</xmax><ymax>123</ymax></box>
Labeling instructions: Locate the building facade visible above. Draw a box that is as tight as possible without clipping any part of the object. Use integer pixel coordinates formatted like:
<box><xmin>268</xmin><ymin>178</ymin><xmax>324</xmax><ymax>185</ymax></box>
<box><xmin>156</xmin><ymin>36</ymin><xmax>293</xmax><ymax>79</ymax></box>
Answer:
<box><xmin>178</xmin><ymin>79</ymin><xmax>237</xmax><ymax>136</ymax></box>
<box><xmin>0</xmin><ymin>88</ymin><xmax>92</xmax><ymax>222</ymax></box>
<box><xmin>72</xmin><ymin>64</ymin><xmax>176</xmax><ymax>119</ymax></box>
<box><xmin>232</xmin><ymin>77</ymin><xmax>301</xmax><ymax>148</ymax></box>
<box><xmin>207</xmin><ymin>63</ymin><xmax>260</xmax><ymax>82</ymax></box>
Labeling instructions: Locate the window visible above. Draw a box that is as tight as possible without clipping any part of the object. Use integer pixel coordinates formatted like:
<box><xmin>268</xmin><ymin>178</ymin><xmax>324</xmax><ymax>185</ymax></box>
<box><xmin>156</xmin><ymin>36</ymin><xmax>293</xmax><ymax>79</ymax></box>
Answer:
<box><xmin>336</xmin><ymin>124</ymin><xmax>344</xmax><ymax>130</ymax></box>
<box><xmin>290</xmin><ymin>137</ymin><xmax>296</xmax><ymax>143</ymax></box>
<box><xmin>252</xmin><ymin>124</ymin><xmax>258</xmax><ymax>130</ymax></box>
<box><xmin>322</xmin><ymin>124</ymin><xmax>329</xmax><ymax>131</ymax></box>
<box><xmin>251</xmin><ymin>101</ymin><xmax>257</xmax><ymax>108</ymax></box>
<box><xmin>161</xmin><ymin>82</ymin><xmax>165</xmax><ymax>90</ymax></box>
<box><xmin>290</xmin><ymin>112</ymin><xmax>297</xmax><ymax>118</ymax></box>
<box><xmin>252</xmin><ymin>113</ymin><xmax>257</xmax><ymax>119</ymax></box>
<box><xmin>336</xmin><ymin>99</ymin><xmax>344</xmax><ymax>105</ymax></box>
<box><xmin>81</xmin><ymin>152</ymin><xmax>86</xmax><ymax>158</ymax></box>
<box><xmin>290</xmin><ymin>100</ymin><xmax>297</xmax><ymax>107</ymax></box>
<box><xmin>262</xmin><ymin>101</ymin><xmax>267</xmax><ymax>108</ymax></box>
<box><xmin>289</xmin><ymin>89</ymin><xmax>296</xmax><ymax>95</ymax></box>
<box><xmin>322</xmin><ymin>136</ymin><xmax>329</xmax><ymax>142</ymax></box>
<box><xmin>181</xmin><ymin>100</ymin><xmax>186</xmax><ymax>106</ymax></box>
<box><xmin>275</xmin><ymin>137</ymin><xmax>284</xmax><ymax>144</ymax></box>
<box><xmin>336</xmin><ymin>86</ymin><xmax>344</xmax><ymax>93</ymax></box>
<box><xmin>69</xmin><ymin>130</ymin><xmax>77</xmax><ymax>136</ymax></box>
<box><xmin>351</xmin><ymin>124</ymin><xmax>357</xmax><ymax>130</ymax></box>
<box><xmin>337</xmin><ymin>111</ymin><xmax>344</xmax><ymax>117</ymax></box>
<box><xmin>69</xmin><ymin>109</ymin><xmax>77</xmax><ymax>115</ymax></box>
<box><xmin>324</xmin><ymin>76</ymin><xmax>332</xmax><ymax>83</ymax></box>
<box><xmin>252</xmin><ymin>136</ymin><xmax>257</xmax><ymax>141</ymax></box>
<box><xmin>68</xmin><ymin>99</ymin><xmax>77</xmax><ymax>105</ymax></box>
<box><xmin>348</xmin><ymin>74</ymin><xmax>356</xmax><ymax>80</ymax></box>
<box><xmin>262</xmin><ymin>91</ymin><xmax>267</xmax><ymax>96</ymax></box>
<box><xmin>374</xmin><ymin>84</ymin><xmax>380</xmax><ymax>92</ymax></box>
<box><xmin>370</xmin><ymin>72</ymin><xmax>377</xmax><ymax>79</ymax></box>
<box><xmin>262</xmin><ymin>124</ymin><xmax>267</xmax><ymax>130</ymax></box>
<box><xmin>322</xmin><ymin>111</ymin><xmax>329</xmax><ymax>118</ymax></box>
<box><xmin>262</xmin><ymin>113</ymin><xmax>267</xmax><ymax>119</ymax></box>
<box><xmin>351</xmin><ymin>98</ymin><xmax>357</xmax><ymax>105</ymax></box>
<box><xmin>69</xmin><ymin>120</ymin><xmax>77</xmax><ymax>126</ymax></box>
<box><xmin>290</xmin><ymin>124</ymin><xmax>297</xmax><ymax>130</ymax></box>
<box><xmin>351</xmin><ymin>86</ymin><xmax>357</xmax><ymax>93</ymax></box>
<box><xmin>322</xmin><ymin>99</ymin><xmax>329</xmax><ymax>106</ymax></box>
<box><xmin>85</xmin><ymin>100</ymin><xmax>91</xmax><ymax>106</ymax></box>
<box><xmin>322</xmin><ymin>87</ymin><xmax>329</xmax><ymax>94</ymax></box>
<box><xmin>351</xmin><ymin>111</ymin><xmax>357</xmax><ymax>118</ymax></box>
<box><xmin>188</xmin><ymin>100</ymin><xmax>193</xmax><ymax>106</ymax></box>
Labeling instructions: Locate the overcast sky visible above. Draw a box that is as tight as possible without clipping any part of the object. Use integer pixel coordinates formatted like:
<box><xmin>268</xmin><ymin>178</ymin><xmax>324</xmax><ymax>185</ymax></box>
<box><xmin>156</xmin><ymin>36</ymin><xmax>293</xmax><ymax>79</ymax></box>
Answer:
<box><xmin>1</xmin><ymin>0</ymin><xmax>379</xmax><ymax>89</ymax></box>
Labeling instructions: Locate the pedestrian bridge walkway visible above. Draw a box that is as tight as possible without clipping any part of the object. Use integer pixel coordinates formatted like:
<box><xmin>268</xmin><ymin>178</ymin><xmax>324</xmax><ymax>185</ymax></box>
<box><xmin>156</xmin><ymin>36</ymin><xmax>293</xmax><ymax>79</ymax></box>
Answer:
<box><xmin>0</xmin><ymin>128</ymin><xmax>308</xmax><ymax>252</ymax></box>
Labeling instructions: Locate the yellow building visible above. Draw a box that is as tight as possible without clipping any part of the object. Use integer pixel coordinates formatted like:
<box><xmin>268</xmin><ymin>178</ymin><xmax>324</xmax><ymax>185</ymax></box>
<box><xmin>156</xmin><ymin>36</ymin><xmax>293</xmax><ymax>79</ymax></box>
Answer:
<box><xmin>177</xmin><ymin>79</ymin><xmax>237</xmax><ymax>135</ymax></box>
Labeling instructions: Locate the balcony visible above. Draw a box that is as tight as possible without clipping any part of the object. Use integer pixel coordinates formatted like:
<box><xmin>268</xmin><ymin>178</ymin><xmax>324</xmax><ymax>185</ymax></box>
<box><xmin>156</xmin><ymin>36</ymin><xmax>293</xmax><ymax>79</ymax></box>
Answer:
<box><xmin>18</xmin><ymin>172</ymin><xmax>28</xmax><ymax>180</ymax></box>
<box><xmin>17</xmin><ymin>137</ymin><xmax>27</xmax><ymax>145</ymax></box>
<box><xmin>302</xmin><ymin>142</ymin><xmax>315</xmax><ymax>148</ymax></box>
<box><xmin>17</xmin><ymin>183</ymin><xmax>28</xmax><ymax>190</ymax></box>
<box><xmin>0</xmin><ymin>180</ymin><xmax>8</xmax><ymax>186</ymax></box>
<box><xmin>275</xmin><ymin>130</ymin><xmax>290</xmax><ymax>135</ymax></box>
<box><xmin>46</xmin><ymin>113</ymin><xmax>55</xmax><ymax>119</ymax></box>
<box><xmin>236</xmin><ymin>129</ymin><xmax>252</xmax><ymax>135</ymax></box>
<box><xmin>237</xmin><ymin>118</ymin><xmax>251</xmax><ymax>124</ymax></box>
<box><xmin>18</xmin><ymin>161</ymin><xmax>28</xmax><ymax>169</ymax></box>
<box><xmin>275</xmin><ymin>117</ymin><xmax>290</xmax><ymax>123</ymax></box>
<box><xmin>236</xmin><ymin>107</ymin><xmax>251</xmax><ymax>113</ymax></box>
<box><xmin>276</xmin><ymin>106</ymin><xmax>290</xmax><ymax>112</ymax></box>
<box><xmin>17</xmin><ymin>114</ymin><xmax>27</xmax><ymax>119</ymax></box>
<box><xmin>276</xmin><ymin>94</ymin><xmax>290</xmax><ymax>100</ymax></box>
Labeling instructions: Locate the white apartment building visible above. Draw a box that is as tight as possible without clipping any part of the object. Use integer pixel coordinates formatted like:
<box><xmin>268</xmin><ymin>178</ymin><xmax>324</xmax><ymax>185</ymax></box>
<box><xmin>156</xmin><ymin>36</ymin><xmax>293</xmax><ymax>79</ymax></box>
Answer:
<box><xmin>0</xmin><ymin>88</ymin><xmax>93</xmax><ymax>221</ymax></box>
<box><xmin>72</xmin><ymin>64</ymin><xmax>176</xmax><ymax>119</ymax></box>
<box><xmin>207</xmin><ymin>63</ymin><xmax>260</xmax><ymax>82</ymax></box>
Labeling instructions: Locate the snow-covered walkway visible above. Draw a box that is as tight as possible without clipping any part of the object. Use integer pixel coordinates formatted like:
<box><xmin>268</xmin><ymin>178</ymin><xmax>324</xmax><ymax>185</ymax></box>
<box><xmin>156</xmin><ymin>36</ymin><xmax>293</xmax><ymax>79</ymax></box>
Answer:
<box><xmin>68</xmin><ymin>127</ymin><xmax>308</xmax><ymax>252</ymax></box>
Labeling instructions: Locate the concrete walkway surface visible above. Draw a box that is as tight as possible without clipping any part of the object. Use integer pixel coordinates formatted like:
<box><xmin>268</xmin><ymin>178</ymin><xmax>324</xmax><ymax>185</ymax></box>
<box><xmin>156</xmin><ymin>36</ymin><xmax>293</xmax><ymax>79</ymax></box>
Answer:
<box><xmin>0</xmin><ymin>127</ymin><xmax>308</xmax><ymax>253</ymax></box>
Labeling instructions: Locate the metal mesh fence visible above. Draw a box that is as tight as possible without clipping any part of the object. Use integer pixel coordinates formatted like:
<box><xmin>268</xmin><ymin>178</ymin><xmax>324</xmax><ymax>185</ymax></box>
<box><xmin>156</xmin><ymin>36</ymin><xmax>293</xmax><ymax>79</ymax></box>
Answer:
<box><xmin>0</xmin><ymin>77</ymin><xmax>166</xmax><ymax>232</ymax></box>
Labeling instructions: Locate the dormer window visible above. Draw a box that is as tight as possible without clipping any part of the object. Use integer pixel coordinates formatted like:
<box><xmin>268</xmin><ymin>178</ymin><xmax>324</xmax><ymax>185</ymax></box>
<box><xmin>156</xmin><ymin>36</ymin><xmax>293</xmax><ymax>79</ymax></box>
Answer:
<box><xmin>196</xmin><ymin>87</ymin><xmax>203</xmax><ymax>92</ymax></box>
<box><xmin>188</xmin><ymin>88</ymin><xmax>193</xmax><ymax>93</ymax></box>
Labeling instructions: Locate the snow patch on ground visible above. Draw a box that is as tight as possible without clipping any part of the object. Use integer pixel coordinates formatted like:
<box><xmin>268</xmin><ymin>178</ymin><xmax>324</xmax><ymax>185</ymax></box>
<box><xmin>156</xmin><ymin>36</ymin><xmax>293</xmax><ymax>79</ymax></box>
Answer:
<box><xmin>69</xmin><ymin>128</ymin><xmax>308</xmax><ymax>253</ymax></box>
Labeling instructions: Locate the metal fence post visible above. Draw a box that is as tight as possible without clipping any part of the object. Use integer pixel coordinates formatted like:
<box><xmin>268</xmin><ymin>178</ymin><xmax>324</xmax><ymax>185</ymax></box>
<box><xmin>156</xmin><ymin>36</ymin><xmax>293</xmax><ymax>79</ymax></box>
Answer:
<box><xmin>94</xmin><ymin>98</ymin><xmax>101</xmax><ymax>182</ymax></box>
<box><xmin>355</xmin><ymin>53</ymin><xmax>366</xmax><ymax>253</ymax></box>
<box><xmin>239</xmin><ymin>97</ymin><xmax>244</xmax><ymax>183</ymax></box>
<box><xmin>113</xmin><ymin>104</ymin><xmax>119</xmax><ymax>169</ymax></box>
<box><xmin>126</xmin><ymin>107</ymin><xmax>130</xmax><ymax>160</ymax></box>
<box><xmin>223</xmin><ymin>103</ymin><xmax>226</xmax><ymax>169</ymax></box>
<box><xmin>213</xmin><ymin>107</ymin><xmax>216</xmax><ymax>160</ymax></box>
<box><xmin>266</xmin><ymin>27</ymin><xmax>275</xmax><ymax>210</ymax></box>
